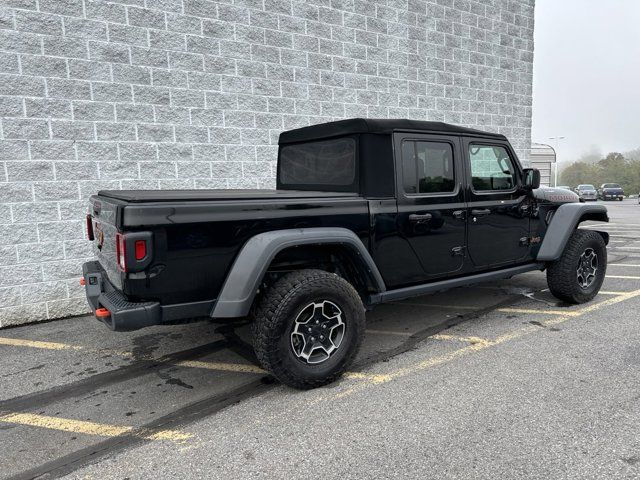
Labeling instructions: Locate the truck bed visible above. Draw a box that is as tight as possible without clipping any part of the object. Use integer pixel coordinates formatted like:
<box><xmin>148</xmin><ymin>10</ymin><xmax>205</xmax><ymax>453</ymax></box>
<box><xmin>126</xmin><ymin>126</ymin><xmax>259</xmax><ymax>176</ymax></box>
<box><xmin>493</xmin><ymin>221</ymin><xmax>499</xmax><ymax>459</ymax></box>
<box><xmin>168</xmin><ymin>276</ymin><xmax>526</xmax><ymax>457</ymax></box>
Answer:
<box><xmin>98</xmin><ymin>189</ymin><xmax>360</xmax><ymax>203</ymax></box>
<box><xmin>89</xmin><ymin>189</ymin><xmax>370</xmax><ymax>306</ymax></box>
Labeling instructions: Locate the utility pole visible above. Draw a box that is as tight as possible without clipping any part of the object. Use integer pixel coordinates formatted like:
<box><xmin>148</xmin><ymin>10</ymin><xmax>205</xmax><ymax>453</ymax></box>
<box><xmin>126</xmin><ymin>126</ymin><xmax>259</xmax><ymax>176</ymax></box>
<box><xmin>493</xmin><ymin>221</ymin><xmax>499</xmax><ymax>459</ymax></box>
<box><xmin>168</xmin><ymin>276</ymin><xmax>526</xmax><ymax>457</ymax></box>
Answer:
<box><xmin>549</xmin><ymin>136</ymin><xmax>565</xmax><ymax>187</ymax></box>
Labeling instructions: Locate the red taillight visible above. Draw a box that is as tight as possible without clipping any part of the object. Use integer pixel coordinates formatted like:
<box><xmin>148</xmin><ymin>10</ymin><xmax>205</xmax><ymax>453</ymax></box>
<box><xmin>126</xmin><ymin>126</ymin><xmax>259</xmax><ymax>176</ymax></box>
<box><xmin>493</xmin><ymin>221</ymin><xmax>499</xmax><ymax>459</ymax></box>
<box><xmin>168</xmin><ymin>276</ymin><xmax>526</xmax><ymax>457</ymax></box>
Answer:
<box><xmin>116</xmin><ymin>232</ymin><xmax>126</xmax><ymax>272</ymax></box>
<box><xmin>134</xmin><ymin>240</ymin><xmax>147</xmax><ymax>260</ymax></box>
<box><xmin>86</xmin><ymin>215</ymin><xmax>94</xmax><ymax>241</ymax></box>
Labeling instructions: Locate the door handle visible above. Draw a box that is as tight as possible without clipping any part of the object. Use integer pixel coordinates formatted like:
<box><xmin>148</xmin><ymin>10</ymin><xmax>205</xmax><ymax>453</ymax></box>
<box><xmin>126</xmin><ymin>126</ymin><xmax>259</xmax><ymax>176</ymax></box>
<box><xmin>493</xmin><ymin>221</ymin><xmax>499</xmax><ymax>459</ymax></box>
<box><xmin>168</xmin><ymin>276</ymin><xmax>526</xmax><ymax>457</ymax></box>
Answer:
<box><xmin>471</xmin><ymin>209</ymin><xmax>491</xmax><ymax>216</ymax></box>
<box><xmin>409</xmin><ymin>213</ymin><xmax>432</xmax><ymax>223</ymax></box>
<box><xmin>453</xmin><ymin>210</ymin><xmax>465</xmax><ymax>220</ymax></box>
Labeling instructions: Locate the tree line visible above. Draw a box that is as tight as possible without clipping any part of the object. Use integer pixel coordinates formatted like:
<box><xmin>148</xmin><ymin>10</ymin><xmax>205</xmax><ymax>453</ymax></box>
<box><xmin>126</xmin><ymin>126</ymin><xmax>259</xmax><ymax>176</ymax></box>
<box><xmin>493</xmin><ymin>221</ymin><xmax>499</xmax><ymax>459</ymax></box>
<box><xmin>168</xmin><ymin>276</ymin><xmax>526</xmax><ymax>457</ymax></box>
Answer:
<box><xmin>559</xmin><ymin>150</ymin><xmax>640</xmax><ymax>194</ymax></box>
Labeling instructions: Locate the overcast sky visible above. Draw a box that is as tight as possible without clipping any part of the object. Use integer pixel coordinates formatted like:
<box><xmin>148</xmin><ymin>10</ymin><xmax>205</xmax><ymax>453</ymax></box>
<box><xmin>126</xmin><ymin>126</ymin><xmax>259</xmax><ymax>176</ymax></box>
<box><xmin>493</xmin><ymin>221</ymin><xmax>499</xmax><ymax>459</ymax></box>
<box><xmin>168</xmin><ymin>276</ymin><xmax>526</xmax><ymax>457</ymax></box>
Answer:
<box><xmin>532</xmin><ymin>0</ymin><xmax>640</xmax><ymax>163</ymax></box>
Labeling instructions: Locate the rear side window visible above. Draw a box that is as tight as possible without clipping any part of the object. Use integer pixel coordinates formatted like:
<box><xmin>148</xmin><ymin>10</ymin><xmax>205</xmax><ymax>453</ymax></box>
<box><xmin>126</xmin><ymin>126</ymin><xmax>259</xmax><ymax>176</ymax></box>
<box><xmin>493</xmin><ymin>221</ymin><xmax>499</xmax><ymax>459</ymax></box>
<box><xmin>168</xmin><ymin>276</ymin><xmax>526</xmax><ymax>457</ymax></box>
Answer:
<box><xmin>279</xmin><ymin>138</ymin><xmax>356</xmax><ymax>188</ymax></box>
<box><xmin>401</xmin><ymin>141</ymin><xmax>455</xmax><ymax>194</ymax></box>
<box><xmin>469</xmin><ymin>145</ymin><xmax>516</xmax><ymax>191</ymax></box>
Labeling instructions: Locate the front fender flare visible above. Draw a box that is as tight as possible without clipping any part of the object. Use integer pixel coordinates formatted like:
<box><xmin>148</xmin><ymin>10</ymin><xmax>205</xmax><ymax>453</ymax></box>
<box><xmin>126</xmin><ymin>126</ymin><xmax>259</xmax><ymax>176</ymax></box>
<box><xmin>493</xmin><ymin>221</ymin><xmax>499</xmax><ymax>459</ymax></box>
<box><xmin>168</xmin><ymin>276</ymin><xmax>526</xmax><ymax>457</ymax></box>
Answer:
<box><xmin>211</xmin><ymin>228</ymin><xmax>386</xmax><ymax>318</ymax></box>
<box><xmin>537</xmin><ymin>203</ymin><xmax>609</xmax><ymax>261</ymax></box>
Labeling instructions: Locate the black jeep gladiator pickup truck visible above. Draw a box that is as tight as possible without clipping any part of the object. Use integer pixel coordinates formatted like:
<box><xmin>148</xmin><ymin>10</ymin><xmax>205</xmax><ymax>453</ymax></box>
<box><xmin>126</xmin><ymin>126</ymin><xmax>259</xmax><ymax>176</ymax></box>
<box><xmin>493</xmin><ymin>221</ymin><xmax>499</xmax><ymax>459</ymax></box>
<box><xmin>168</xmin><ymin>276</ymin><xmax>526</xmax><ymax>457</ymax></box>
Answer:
<box><xmin>83</xmin><ymin>118</ymin><xmax>609</xmax><ymax>389</ymax></box>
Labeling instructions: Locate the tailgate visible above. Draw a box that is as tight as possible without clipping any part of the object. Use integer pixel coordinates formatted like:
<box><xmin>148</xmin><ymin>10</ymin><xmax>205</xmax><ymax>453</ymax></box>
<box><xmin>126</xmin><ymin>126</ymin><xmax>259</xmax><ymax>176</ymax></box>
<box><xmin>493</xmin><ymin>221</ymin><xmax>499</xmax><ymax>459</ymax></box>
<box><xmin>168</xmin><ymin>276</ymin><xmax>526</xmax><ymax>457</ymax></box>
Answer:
<box><xmin>88</xmin><ymin>195</ymin><xmax>122</xmax><ymax>290</ymax></box>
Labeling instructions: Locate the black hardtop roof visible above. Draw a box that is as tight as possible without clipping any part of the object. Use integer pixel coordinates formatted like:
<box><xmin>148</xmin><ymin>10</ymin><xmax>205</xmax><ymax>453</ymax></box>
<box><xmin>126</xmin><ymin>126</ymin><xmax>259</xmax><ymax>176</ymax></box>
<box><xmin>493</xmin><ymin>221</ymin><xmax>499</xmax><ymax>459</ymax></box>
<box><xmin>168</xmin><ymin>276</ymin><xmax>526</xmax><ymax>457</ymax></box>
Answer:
<box><xmin>278</xmin><ymin>118</ymin><xmax>507</xmax><ymax>144</ymax></box>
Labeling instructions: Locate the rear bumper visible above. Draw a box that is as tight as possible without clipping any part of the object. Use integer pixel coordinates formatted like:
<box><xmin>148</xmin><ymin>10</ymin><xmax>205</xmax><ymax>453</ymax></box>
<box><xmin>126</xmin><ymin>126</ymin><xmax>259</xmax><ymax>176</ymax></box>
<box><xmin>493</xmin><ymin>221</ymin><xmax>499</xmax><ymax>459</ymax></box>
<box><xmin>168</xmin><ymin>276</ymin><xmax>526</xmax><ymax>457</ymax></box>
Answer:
<box><xmin>82</xmin><ymin>261</ymin><xmax>161</xmax><ymax>331</ymax></box>
<box><xmin>82</xmin><ymin>261</ymin><xmax>215</xmax><ymax>331</ymax></box>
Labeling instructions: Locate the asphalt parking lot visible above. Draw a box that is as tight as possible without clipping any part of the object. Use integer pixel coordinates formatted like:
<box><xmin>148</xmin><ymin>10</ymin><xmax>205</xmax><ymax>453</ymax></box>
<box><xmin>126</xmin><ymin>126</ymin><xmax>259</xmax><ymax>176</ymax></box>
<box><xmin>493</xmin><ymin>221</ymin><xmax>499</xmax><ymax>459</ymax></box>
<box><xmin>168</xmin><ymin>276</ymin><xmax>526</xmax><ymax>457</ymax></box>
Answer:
<box><xmin>1</xmin><ymin>199</ymin><xmax>639</xmax><ymax>479</ymax></box>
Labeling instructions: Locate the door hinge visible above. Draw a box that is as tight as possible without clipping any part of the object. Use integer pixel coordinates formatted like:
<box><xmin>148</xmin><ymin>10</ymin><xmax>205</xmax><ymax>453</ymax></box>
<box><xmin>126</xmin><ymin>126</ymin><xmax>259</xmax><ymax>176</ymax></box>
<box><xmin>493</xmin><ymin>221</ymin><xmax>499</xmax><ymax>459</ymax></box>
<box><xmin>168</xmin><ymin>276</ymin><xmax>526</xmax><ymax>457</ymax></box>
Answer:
<box><xmin>451</xmin><ymin>246</ymin><xmax>466</xmax><ymax>257</ymax></box>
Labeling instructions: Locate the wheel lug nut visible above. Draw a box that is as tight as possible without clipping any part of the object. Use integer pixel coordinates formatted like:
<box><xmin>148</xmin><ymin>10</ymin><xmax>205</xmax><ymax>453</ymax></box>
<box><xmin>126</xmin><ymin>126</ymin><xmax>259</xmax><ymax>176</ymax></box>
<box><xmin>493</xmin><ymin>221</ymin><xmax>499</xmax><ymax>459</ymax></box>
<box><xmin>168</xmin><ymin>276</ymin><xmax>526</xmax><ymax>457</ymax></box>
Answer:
<box><xmin>320</xmin><ymin>335</ymin><xmax>324</xmax><ymax>340</ymax></box>
<box><xmin>311</xmin><ymin>337</ymin><xmax>315</xmax><ymax>341</ymax></box>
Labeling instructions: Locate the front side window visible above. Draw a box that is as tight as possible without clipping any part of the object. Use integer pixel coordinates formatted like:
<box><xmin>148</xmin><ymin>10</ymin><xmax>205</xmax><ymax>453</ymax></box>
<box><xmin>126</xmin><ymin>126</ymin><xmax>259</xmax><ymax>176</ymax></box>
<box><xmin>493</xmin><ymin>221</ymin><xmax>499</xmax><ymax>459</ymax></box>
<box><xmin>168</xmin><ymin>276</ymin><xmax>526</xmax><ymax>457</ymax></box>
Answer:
<box><xmin>279</xmin><ymin>137</ymin><xmax>356</xmax><ymax>187</ymax></box>
<box><xmin>402</xmin><ymin>141</ymin><xmax>455</xmax><ymax>194</ymax></box>
<box><xmin>469</xmin><ymin>145</ymin><xmax>516</xmax><ymax>191</ymax></box>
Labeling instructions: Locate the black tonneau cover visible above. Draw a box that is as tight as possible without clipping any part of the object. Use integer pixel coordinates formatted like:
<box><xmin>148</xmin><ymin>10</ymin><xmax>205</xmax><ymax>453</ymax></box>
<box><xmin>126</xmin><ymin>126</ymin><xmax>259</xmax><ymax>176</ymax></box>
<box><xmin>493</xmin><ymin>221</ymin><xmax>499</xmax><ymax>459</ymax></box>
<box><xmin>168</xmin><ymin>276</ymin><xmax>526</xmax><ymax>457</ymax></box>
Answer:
<box><xmin>98</xmin><ymin>189</ymin><xmax>360</xmax><ymax>203</ymax></box>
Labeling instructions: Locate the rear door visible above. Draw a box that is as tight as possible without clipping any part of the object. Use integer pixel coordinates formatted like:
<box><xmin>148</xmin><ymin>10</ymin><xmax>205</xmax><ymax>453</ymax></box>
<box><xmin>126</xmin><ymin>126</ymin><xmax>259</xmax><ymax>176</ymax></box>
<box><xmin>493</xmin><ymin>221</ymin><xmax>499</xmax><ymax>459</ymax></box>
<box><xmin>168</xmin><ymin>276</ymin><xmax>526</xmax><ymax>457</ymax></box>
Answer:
<box><xmin>463</xmin><ymin>139</ymin><xmax>532</xmax><ymax>268</ymax></box>
<box><xmin>393</xmin><ymin>132</ymin><xmax>467</xmax><ymax>282</ymax></box>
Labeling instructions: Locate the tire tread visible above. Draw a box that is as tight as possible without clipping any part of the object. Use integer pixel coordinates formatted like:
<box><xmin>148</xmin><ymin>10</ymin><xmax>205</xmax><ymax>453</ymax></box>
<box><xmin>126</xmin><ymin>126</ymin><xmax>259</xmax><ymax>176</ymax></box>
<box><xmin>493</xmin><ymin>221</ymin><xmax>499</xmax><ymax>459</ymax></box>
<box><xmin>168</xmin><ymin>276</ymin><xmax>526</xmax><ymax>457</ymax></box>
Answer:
<box><xmin>252</xmin><ymin>269</ymin><xmax>364</xmax><ymax>389</ymax></box>
<box><xmin>547</xmin><ymin>229</ymin><xmax>607</xmax><ymax>303</ymax></box>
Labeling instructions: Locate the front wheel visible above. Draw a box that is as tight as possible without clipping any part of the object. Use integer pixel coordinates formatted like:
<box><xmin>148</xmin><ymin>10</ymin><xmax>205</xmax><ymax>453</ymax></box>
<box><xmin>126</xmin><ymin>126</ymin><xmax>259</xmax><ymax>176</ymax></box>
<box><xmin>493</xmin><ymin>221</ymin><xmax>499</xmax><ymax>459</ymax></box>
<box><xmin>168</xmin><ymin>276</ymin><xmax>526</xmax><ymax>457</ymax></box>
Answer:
<box><xmin>251</xmin><ymin>269</ymin><xmax>365</xmax><ymax>389</ymax></box>
<box><xmin>547</xmin><ymin>229</ymin><xmax>607</xmax><ymax>304</ymax></box>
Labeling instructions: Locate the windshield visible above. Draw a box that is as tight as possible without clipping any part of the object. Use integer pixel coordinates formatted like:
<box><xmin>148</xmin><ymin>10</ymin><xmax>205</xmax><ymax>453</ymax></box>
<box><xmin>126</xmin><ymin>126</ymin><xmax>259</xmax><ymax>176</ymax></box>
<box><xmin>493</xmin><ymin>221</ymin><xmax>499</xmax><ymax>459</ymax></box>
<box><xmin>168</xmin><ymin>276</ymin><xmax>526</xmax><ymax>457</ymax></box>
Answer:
<box><xmin>602</xmin><ymin>183</ymin><xmax>621</xmax><ymax>188</ymax></box>
<box><xmin>578</xmin><ymin>185</ymin><xmax>595</xmax><ymax>190</ymax></box>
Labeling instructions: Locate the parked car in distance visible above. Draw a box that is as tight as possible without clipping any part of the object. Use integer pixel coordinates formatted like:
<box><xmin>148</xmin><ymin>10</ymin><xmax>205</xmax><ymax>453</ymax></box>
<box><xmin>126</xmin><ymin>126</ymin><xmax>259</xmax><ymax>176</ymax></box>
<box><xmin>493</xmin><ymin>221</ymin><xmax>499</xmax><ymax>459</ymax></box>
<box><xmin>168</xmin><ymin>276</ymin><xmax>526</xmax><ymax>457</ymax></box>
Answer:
<box><xmin>82</xmin><ymin>118</ymin><xmax>610</xmax><ymax>389</ymax></box>
<box><xmin>598</xmin><ymin>183</ymin><xmax>624</xmax><ymax>201</ymax></box>
<box><xmin>575</xmin><ymin>184</ymin><xmax>598</xmax><ymax>201</ymax></box>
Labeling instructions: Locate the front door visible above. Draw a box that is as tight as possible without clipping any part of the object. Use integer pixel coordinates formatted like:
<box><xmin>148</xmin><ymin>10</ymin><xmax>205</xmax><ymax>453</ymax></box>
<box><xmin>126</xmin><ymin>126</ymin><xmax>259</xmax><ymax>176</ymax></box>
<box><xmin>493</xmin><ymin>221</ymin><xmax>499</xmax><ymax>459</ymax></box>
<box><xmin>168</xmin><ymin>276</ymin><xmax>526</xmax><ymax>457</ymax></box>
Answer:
<box><xmin>463</xmin><ymin>139</ymin><xmax>532</xmax><ymax>268</ymax></box>
<box><xmin>394</xmin><ymin>133</ymin><xmax>467</xmax><ymax>283</ymax></box>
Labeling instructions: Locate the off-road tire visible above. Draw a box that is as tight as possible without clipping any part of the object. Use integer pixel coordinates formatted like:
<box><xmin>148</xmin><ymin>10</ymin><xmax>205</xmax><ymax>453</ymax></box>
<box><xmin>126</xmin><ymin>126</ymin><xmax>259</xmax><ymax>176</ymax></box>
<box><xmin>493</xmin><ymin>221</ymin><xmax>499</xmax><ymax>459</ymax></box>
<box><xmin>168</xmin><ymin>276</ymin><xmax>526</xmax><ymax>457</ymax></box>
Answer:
<box><xmin>251</xmin><ymin>269</ymin><xmax>365</xmax><ymax>389</ymax></box>
<box><xmin>547</xmin><ymin>229</ymin><xmax>607</xmax><ymax>304</ymax></box>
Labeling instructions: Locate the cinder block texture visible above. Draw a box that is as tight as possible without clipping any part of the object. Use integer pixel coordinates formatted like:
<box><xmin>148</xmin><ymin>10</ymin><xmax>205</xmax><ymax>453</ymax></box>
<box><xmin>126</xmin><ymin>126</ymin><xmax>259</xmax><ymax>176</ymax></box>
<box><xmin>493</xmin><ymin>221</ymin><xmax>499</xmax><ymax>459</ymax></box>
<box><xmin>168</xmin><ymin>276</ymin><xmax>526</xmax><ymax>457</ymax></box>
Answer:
<box><xmin>0</xmin><ymin>0</ymin><xmax>535</xmax><ymax>327</ymax></box>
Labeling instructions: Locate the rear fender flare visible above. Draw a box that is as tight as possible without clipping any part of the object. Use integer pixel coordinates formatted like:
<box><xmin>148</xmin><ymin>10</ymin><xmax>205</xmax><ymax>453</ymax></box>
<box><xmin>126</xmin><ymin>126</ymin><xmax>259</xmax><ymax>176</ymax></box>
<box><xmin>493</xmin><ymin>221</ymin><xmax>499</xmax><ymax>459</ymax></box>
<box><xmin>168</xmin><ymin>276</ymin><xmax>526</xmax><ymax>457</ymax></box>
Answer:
<box><xmin>537</xmin><ymin>203</ymin><xmax>609</xmax><ymax>261</ymax></box>
<box><xmin>211</xmin><ymin>228</ymin><xmax>386</xmax><ymax>318</ymax></box>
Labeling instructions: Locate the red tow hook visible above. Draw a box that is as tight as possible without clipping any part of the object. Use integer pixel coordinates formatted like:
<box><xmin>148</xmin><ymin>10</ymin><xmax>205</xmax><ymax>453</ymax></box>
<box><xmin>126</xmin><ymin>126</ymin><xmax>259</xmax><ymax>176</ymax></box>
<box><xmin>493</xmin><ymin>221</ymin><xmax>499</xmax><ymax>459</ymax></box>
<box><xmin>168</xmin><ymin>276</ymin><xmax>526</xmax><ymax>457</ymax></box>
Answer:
<box><xmin>95</xmin><ymin>308</ymin><xmax>111</xmax><ymax>318</ymax></box>
<box><xmin>79</xmin><ymin>277</ymin><xmax>86</xmax><ymax>286</ymax></box>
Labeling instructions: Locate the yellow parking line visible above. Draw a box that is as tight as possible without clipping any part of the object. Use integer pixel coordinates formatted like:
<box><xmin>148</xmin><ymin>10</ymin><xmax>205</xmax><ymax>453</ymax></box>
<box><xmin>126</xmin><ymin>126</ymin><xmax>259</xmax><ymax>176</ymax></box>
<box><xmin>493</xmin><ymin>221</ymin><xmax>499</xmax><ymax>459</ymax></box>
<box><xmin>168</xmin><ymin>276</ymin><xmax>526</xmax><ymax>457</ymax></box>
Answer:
<box><xmin>573</xmin><ymin>288</ymin><xmax>640</xmax><ymax>316</ymax></box>
<box><xmin>341</xmin><ymin>289</ymin><xmax>640</xmax><ymax>394</ymax></box>
<box><xmin>497</xmin><ymin>307</ymin><xmax>581</xmax><ymax>317</ymax></box>
<box><xmin>606</xmin><ymin>275</ymin><xmax>640</xmax><ymax>279</ymax></box>
<box><xmin>431</xmin><ymin>334</ymin><xmax>491</xmax><ymax>346</ymax></box>
<box><xmin>0</xmin><ymin>337</ymin><xmax>84</xmax><ymax>351</ymax></box>
<box><xmin>174</xmin><ymin>360</ymin><xmax>265</xmax><ymax>374</ymax></box>
<box><xmin>0</xmin><ymin>337</ymin><xmax>269</xmax><ymax>376</ymax></box>
<box><xmin>343</xmin><ymin>372</ymin><xmax>392</xmax><ymax>384</ymax></box>
<box><xmin>599</xmin><ymin>290</ymin><xmax>628</xmax><ymax>295</ymax></box>
<box><xmin>367</xmin><ymin>329</ymin><xmax>413</xmax><ymax>337</ymax></box>
<box><xmin>0</xmin><ymin>412</ymin><xmax>191</xmax><ymax>443</ymax></box>
<box><xmin>608</xmin><ymin>264</ymin><xmax>640</xmax><ymax>267</ymax></box>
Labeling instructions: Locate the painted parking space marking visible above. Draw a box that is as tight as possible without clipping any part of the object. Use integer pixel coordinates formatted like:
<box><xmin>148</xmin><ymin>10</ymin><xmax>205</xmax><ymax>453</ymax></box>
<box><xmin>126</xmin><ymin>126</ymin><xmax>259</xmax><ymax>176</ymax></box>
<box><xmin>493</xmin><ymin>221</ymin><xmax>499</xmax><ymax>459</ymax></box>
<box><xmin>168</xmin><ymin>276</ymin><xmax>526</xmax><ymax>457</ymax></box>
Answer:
<box><xmin>174</xmin><ymin>360</ymin><xmax>265</xmax><ymax>374</ymax></box>
<box><xmin>607</xmin><ymin>264</ymin><xmax>640</xmax><ymax>268</ymax></box>
<box><xmin>337</xmin><ymin>288</ymin><xmax>640</xmax><ymax>396</ymax></box>
<box><xmin>0</xmin><ymin>337</ymin><xmax>84</xmax><ymax>351</ymax></box>
<box><xmin>497</xmin><ymin>307</ymin><xmax>581</xmax><ymax>317</ymax></box>
<box><xmin>343</xmin><ymin>372</ymin><xmax>392</xmax><ymax>383</ymax></box>
<box><xmin>431</xmin><ymin>334</ymin><xmax>491</xmax><ymax>346</ymax></box>
<box><xmin>0</xmin><ymin>412</ymin><xmax>191</xmax><ymax>443</ymax></box>
<box><xmin>606</xmin><ymin>275</ymin><xmax>640</xmax><ymax>280</ymax></box>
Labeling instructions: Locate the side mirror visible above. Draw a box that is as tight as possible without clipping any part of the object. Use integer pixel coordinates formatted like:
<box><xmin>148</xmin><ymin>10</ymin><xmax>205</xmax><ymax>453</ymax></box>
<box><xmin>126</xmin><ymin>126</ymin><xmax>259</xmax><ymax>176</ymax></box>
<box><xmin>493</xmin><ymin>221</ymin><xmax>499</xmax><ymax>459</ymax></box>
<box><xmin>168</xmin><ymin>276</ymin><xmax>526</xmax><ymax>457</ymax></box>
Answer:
<box><xmin>522</xmin><ymin>168</ymin><xmax>540</xmax><ymax>190</ymax></box>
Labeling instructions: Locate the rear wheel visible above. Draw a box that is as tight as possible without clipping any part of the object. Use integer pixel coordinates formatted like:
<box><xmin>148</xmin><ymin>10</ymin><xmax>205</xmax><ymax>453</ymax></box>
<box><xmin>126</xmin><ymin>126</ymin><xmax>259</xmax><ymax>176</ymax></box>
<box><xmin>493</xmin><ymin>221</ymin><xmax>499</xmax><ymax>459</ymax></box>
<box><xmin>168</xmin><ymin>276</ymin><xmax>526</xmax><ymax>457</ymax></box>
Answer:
<box><xmin>547</xmin><ymin>229</ymin><xmax>607</xmax><ymax>304</ymax></box>
<box><xmin>251</xmin><ymin>269</ymin><xmax>365</xmax><ymax>389</ymax></box>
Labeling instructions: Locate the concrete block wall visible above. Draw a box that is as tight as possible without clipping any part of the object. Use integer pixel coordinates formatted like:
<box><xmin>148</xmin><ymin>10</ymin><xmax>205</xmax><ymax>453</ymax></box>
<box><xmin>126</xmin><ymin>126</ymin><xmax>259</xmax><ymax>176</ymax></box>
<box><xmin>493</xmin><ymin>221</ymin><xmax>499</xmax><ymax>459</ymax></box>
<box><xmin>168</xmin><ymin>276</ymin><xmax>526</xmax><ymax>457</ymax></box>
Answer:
<box><xmin>0</xmin><ymin>0</ymin><xmax>535</xmax><ymax>327</ymax></box>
